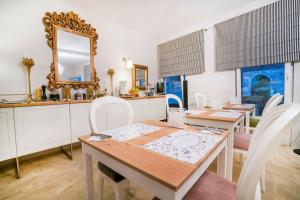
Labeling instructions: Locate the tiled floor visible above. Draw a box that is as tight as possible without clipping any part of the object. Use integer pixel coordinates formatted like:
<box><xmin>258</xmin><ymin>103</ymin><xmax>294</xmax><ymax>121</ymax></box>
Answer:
<box><xmin>0</xmin><ymin>145</ymin><xmax>299</xmax><ymax>200</ymax></box>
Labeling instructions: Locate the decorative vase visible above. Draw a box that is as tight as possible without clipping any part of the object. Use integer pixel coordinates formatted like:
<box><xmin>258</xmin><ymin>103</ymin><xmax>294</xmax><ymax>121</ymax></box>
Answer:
<box><xmin>107</xmin><ymin>68</ymin><xmax>115</xmax><ymax>96</ymax></box>
<box><xmin>21</xmin><ymin>57</ymin><xmax>34</xmax><ymax>103</ymax></box>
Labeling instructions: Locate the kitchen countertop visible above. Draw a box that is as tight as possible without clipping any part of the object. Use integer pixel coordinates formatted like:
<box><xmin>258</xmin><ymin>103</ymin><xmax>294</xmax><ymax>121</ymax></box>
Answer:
<box><xmin>0</xmin><ymin>95</ymin><xmax>165</xmax><ymax>108</ymax></box>
<box><xmin>0</xmin><ymin>99</ymin><xmax>92</xmax><ymax>108</ymax></box>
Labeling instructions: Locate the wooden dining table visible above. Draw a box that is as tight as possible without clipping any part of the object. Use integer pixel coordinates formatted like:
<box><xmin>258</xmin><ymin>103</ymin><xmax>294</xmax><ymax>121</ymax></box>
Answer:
<box><xmin>185</xmin><ymin>109</ymin><xmax>244</xmax><ymax>181</ymax></box>
<box><xmin>223</xmin><ymin>104</ymin><xmax>256</xmax><ymax>134</ymax></box>
<box><xmin>79</xmin><ymin>121</ymin><xmax>229</xmax><ymax>200</ymax></box>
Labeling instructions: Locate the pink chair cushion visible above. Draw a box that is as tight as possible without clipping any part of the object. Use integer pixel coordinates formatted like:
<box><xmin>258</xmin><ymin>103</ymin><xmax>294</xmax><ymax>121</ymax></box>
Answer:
<box><xmin>234</xmin><ymin>133</ymin><xmax>251</xmax><ymax>151</ymax></box>
<box><xmin>183</xmin><ymin>170</ymin><xmax>236</xmax><ymax>200</ymax></box>
<box><xmin>152</xmin><ymin>171</ymin><xmax>236</xmax><ymax>200</ymax></box>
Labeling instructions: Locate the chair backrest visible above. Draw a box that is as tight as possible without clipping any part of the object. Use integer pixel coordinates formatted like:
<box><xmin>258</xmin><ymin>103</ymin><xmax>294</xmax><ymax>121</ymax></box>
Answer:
<box><xmin>195</xmin><ymin>93</ymin><xmax>207</xmax><ymax>109</ymax></box>
<box><xmin>237</xmin><ymin>103</ymin><xmax>300</xmax><ymax>200</ymax></box>
<box><xmin>165</xmin><ymin>94</ymin><xmax>183</xmax><ymax>110</ymax></box>
<box><xmin>261</xmin><ymin>93</ymin><xmax>282</xmax><ymax>117</ymax></box>
<box><xmin>89</xmin><ymin>96</ymin><xmax>133</xmax><ymax>133</ymax></box>
<box><xmin>210</xmin><ymin>99</ymin><xmax>223</xmax><ymax>110</ymax></box>
<box><xmin>248</xmin><ymin>104</ymin><xmax>289</xmax><ymax>151</ymax></box>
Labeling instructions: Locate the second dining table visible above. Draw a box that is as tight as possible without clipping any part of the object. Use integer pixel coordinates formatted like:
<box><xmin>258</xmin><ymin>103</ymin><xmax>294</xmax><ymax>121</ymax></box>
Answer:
<box><xmin>185</xmin><ymin>109</ymin><xmax>244</xmax><ymax>181</ymax></box>
<box><xmin>223</xmin><ymin>103</ymin><xmax>256</xmax><ymax>134</ymax></box>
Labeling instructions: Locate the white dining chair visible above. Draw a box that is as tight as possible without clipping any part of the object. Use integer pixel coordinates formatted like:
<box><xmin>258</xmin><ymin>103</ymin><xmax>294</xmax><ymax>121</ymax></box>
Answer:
<box><xmin>89</xmin><ymin>96</ymin><xmax>133</xmax><ymax>200</ymax></box>
<box><xmin>261</xmin><ymin>94</ymin><xmax>283</xmax><ymax>117</ymax></box>
<box><xmin>179</xmin><ymin>103</ymin><xmax>300</xmax><ymax>200</ymax></box>
<box><xmin>195</xmin><ymin>93</ymin><xmax>207</xmax><ymax>109</ymax></box>
<box><xmin>165</xmin><ymin>94</ymin><xmax>183</xmax><ymax>120</ymax></box>
<box><xmin>210</xmin><ymin>99</ymin><xmax>223</xmax><ymax>110</ymax></box>
<box><xmin>234</xmin><ymin>94</ymin><xmax>283</xmax><ymax>157</ymax></box>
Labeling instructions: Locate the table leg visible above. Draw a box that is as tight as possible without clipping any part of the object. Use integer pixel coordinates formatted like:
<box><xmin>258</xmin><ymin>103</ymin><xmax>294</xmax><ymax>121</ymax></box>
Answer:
<box><xmin>217</xmin><ymin>144</ymin><xmax>227</xmax><ymax>178</ymax></box>
<box><xmin>82</xmin><ymin>145</ymin><xmax>95</xmax><ymax>200</ymax></box>
<box><xmin>226</xmin><ymin>127</ymin><xmax>234</xmax><ymax>181</ymax></box>
<box><xmin>239</xmin><ymin>116</ymin><xmax>245</xmax><ymax>134</ymax></box>
<box><xmin>245</xmin><ymin>111</ymin><xmax>250</xmax><ymax>134</ymax></box>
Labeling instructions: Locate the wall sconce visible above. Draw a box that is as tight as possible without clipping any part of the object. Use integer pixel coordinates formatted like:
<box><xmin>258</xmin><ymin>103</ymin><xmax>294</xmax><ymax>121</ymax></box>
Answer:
<box><xmin>122</xmin><ymin>57</ymin><xmax>133</xmax><ymax>69</ymax></box>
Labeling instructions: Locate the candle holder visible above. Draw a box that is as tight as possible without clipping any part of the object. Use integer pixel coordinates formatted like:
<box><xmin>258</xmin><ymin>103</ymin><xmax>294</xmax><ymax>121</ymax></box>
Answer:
<box><xmin>107</xmin><ymin>68</ymin><xmax>115</xmax><ymax>96</ymax></box>
<box><xmin>22</xmin><ymin>57</ymin><xmax>34</xmax><ymax>103</ymax></box>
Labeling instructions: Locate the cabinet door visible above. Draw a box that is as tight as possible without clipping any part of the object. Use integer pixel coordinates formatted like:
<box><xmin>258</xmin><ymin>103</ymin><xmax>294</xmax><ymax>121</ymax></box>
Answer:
<box><xmin>70</xmin><ymin>103</ymin><xmax>91</xmax><ymax>142</ymax></box>
<box><xmin>128</xmin><ymin>98</ymin><xmax>166</xmax><ymax>122</ymax></box>
<box><xmin>14</xmin><ymin>105</ymin><xmax>71</xmax><ymax>156</ymax></box>
<box><xmin>0</xmin><ymin>108</ymin><xmax>17</xmax><ymax>161</ymax></box>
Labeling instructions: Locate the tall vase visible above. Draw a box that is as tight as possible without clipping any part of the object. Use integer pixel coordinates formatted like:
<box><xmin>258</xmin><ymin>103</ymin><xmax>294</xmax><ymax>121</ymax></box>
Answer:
<box><xmin>26</xmin><ymin>66</ymin><xmax>32</xmax><ymax>102</ymax></box>
<box><xmin>107</xmin><ymin>68</ymin><xmax>115</xmax><ymax>96</ymax></box>
<box><xmin>22</xmin><ymin>57</ymin><xmax>34</xmax><ymax>103</ymax></box>
<box><xmin>110</xmin><ymin>76</ymin><xmax>113</xmax><ymax>96</ymax></box>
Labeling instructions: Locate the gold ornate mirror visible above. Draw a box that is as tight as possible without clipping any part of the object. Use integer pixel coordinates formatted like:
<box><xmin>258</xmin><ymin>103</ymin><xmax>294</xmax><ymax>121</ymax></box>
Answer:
<box><xmin>132</xmin><ymin>64</ymin><xmax>148</xmax><ymax>90</ymax></box>
<box><xmin>42</xmin><ymin>11</ymin><xmax>100</xmax><ymax>90</ymax></box>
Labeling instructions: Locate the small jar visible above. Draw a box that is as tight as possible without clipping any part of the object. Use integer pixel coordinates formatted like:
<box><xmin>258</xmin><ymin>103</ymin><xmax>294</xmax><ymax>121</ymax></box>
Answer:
<box><xmin>63</xmin><ymin>86</ymin><xmax>71</xmax><ymax>100</ymax></box>
<box><xmin>35</xmin><ymin>88</ymin><xmax>42</xmax><ymax>101</ymax></box>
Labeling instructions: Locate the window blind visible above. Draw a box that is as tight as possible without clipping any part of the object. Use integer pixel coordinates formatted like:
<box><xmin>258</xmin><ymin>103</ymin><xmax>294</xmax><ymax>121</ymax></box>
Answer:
<box><xmin>215</xmin><ymin>0</ymin><xmax>300</xmax><ymax>71</ymax></box>
<box><xmin>157</xmin><ymin>30</ymin><xmax>205</xmax><ymax>78</ymax></box>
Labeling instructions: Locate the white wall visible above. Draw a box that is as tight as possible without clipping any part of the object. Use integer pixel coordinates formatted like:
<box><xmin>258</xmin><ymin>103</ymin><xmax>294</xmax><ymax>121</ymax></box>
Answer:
<box><xmin>187</xmin><ymin>29</ymin><xmax>235</xmax><ymax>106</ymax></box>
<box><xmin>0</xmin><ymin>0</ymin><xmax>157</xmax><ymax>99</ymax></box>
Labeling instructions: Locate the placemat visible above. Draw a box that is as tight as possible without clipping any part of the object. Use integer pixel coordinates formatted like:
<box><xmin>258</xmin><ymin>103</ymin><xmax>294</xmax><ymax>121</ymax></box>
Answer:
<box><xmin>210</xmin><ymin>111</ymin><xmax>241</xmax><ymax>118</ymax></box>
<box><xmin>102</xmin><ymin>123</ymin><xmax>162</xmax><ymax>142</ymax></box>
<box><xmin>144</xmin><ymin>130</ymin><xmax>222</xmax><ymax>165</ymax></box>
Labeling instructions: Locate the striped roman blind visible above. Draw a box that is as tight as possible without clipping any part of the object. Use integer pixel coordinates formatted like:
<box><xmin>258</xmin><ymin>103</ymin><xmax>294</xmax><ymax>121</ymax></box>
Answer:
<box><xmin>215</xmin><ymin>0</ymin><xmax>300</xmax><ymax>71</ymax></box>
<box><xmin>157</xmin><ymin>30</ymin><xmax>205</xmax><ymax>78</ymax></box>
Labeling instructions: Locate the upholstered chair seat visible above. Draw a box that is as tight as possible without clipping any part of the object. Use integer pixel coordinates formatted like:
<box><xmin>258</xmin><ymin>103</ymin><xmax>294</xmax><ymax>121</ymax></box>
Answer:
<box><xmin>183</xmin><ymin>170</ymin><xmax>236</xmax><ymax>200</ymax></box>
<box><xmin>234</xmin><ymin>133</ymin><xmax>251</xmax><ymax>151</ymax></box>
<box><xmin>153</xmin><ymin>170</ymin><xmax>236</xmax><ymax>200</ymax></box>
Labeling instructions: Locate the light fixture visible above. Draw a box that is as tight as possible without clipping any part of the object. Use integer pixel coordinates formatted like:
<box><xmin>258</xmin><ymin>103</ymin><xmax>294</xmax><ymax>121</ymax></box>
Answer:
<box><xmin>126</xmin><ymin>60</ymin><xmax>133</xmax><ymax>69</ymax></box>
<box><xmin>122</xmin><ymin>57</ymin><xmax>133</xmax><ymax>69</ymax></box>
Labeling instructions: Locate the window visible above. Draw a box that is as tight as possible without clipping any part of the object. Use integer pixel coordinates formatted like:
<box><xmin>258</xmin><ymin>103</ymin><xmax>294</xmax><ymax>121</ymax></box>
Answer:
<box><xmin>241</xmin><ymin>63</ymin><xmax>285</xmax><ymax>116</ymax></box>
<box><xmin>164</xmin><ymin>75</ymin><xmax>182</xmax><ymax>107</ymax></box>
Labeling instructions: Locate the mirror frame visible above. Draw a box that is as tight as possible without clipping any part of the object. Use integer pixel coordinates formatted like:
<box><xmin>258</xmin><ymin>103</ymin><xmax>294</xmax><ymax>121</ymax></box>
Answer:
<box><xmin>42</xmin><ymin>11</ymin><xmax>100</xmax><ymax>90</ymax></box>
<box><xmin>132</xmin><ymin>64</ymin><xmax>148</xmax><ymax>90</ymax></box>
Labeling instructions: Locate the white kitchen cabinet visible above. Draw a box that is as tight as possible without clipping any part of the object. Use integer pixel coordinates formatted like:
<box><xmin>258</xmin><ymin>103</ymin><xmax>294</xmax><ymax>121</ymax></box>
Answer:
<box><xmin>0</xmin><ymin>108</ymin><xmax>17</xmax><ymax>161</ymax></box>
<box><xmin>14</xmin><ymin>105</ymin><xmax>71</xmax><ymax>156</ymax></box>
<box><xmin>70</xmin><ymin>103</ymin><xmax>91</xmax><ymax>142</ymax></box>
<box><xmin>128</xmin><ymin>98</ymin><xmax>166</xmax><ymax>122</ymax></box>
<box><xmin>0</xmin><ymin>97</ymin><xmax>166</xmax><ymax>162</ymax></box>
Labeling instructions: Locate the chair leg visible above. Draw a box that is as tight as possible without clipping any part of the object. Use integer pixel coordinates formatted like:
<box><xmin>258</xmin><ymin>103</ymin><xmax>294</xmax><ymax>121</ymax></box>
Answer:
<box><xmin>260</xmin><ymin>169</ymin><xmax>266</xmax><ymax>192</ymax></box>
<box><xmin>239</xmin><ymin>153</ymin><xmax>243</xmax><ymax>163</ymax></box>
<box><xmin>99</xmin><ymin>176</ymin><xmax>104</xmax><ymax>200</ymax></box>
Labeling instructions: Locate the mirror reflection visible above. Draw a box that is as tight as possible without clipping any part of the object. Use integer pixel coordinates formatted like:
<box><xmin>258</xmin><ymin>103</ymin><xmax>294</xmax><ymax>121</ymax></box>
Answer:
<box><xmin>135</xmin><ymin>68</ymin><xmax>146</xmax><ymax>87</ymax></box>
<box><xmin>132</xmin><ymin>64</ymin><xmax>148</xmax><ymax>90</ymax></box>
<box><xmin>57</xmin><ymin>29</ymin><xmax>91</xmax><ymax>82</ymax></box>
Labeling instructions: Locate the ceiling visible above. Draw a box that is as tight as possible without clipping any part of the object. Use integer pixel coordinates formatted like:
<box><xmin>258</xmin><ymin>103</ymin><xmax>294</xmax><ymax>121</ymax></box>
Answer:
<box><xmin>74</xmin><ymin>0</ymin><xmax>277</xmax><ymax>41</ymax></box>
